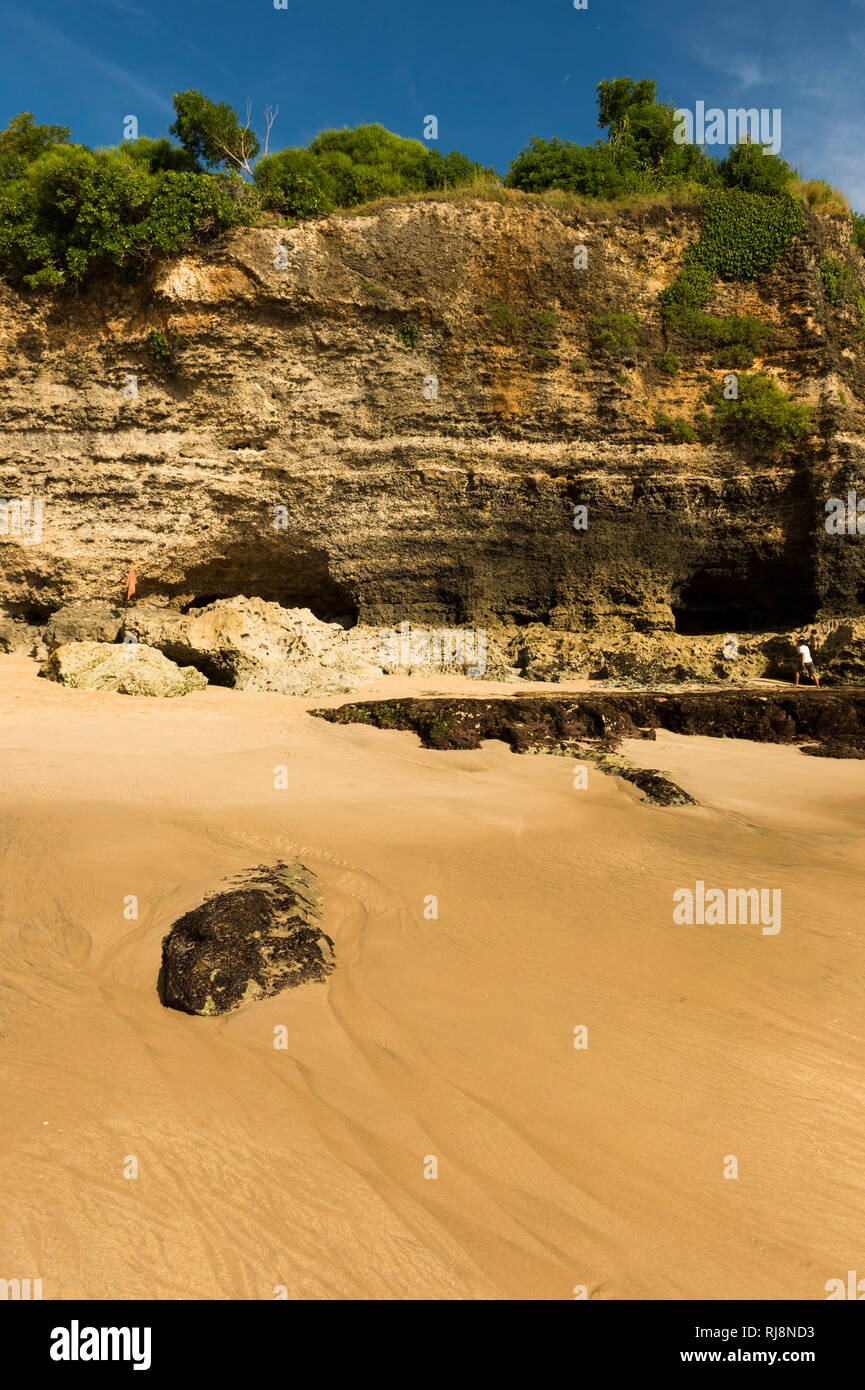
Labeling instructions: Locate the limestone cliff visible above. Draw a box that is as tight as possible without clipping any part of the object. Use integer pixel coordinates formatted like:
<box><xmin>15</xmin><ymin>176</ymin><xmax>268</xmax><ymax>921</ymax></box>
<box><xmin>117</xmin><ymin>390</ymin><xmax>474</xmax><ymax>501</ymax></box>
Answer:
<box><xmin>1</xmin><ymin>195</ymin><xmax>864</xmax><ymax>657</ymax></box>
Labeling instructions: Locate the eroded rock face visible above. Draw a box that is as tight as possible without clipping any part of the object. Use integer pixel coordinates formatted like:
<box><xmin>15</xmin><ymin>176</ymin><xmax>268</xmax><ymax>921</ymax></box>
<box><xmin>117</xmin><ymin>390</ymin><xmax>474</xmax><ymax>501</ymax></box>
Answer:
<box><xmin>1</xmin><ymin>198</ymin><xmax>863</xmax><ymax>641</ymax></box>
<box><xmin>0</xmin><ymin>616</ymin><xmax>42</xmax><ymax>654</ymax></box>
<box><xmin>161</xmin><ymin>862</ymin><xmax>334</xmax><ymax>1016</ymax></box>
<box><xmin>31</xmin><ymin>597</ymin><xmax>865</xmax><ymax>688</ymax></box>
<box><xmin>43</xmin><ymin>601</ymin><xmax>125</xmax><ymax>648</ymax></box>
<box><xmin>39</xmin><ymin>640</ymin><xmax>207</xmax><ymax>696</ymax></box>
<box><xmin>133</xmin><ymin>596</ymin><xmax>384</xmax><ymax>694</ymax></box>
<box><xmin>515</xmin><ymin>620</ymin><xmax>865</xmax><ymax>686</ymax></box>
<box><xmin>40</xmin><ymin>597</ymin><xmax>384</xmax><ymax>694</ymax></box>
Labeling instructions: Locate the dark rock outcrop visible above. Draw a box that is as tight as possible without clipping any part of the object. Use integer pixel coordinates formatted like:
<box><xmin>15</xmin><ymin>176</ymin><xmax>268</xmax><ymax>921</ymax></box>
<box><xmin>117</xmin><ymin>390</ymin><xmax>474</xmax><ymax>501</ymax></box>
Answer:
<box><xmin>43</xmin><ymin>601</ymin><xmax>124</xmax><ymax>648</ymax></box>
<box><xmin>593</xmin><ymin>753</ymin><xmax>698</xmax><ymax>806</ymax></box>
<box><xmin>162</xmin><ymin>861</ymin><xmax>334</xmax><ymax>1016</ymax></box>
<box><xmin>315</xmin><ymin>690</ymin><xmax>865</xmax><ymax>759</ymax></box>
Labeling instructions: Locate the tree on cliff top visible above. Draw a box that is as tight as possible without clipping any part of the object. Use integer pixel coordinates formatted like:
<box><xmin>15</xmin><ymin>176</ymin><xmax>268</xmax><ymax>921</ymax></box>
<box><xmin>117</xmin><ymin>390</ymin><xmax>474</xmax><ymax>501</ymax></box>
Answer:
<box><xmin>596</xmin><ymin>77</ymin><xmax>669</xmax><ymax>165</ymax></box>
<box><xmin>0</xmin><ymin>142</ymin><xmax>255</xmax><ymax>288</ymax></box>
<box><xmin>104</xmin><ymin>135</ymin><xmax>201</xmax><ymax>176</ymax></box>
<box><xmin>169</xmin><ymin>91</ymin><xmax>278</xmax><ymax>177</ymax></box>
<box><xmin>255</xmin><ymin>123</ymin><xmax>492</xmax><ymax>217</ymax></box>
<box><xmin>717</xmin><ymin>138</ymin><xmax>794</xmax><ymax>196</ymax></box>
<box><xmin>0</xmin><ymin>112</ymin><xmax>71</xmax><ymax>180</ymax></box>
<box><xmin>506</xmin><ymin>76</ymin><xmax>714</xmax><ymax>195</ymax></box>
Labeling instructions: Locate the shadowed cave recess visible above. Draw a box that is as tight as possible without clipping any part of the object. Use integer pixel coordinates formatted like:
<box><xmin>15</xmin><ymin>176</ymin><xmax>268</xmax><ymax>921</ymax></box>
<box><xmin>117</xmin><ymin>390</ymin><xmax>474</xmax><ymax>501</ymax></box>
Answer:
<box><xmin>150</xmin><ymin>540</ymin><xmax>359</xmax><ymax>627</ymax></box>
<box><xmin>672</xmin><ymin>560</ymin><xmax>819</xmax><ymax>636</ymax></box>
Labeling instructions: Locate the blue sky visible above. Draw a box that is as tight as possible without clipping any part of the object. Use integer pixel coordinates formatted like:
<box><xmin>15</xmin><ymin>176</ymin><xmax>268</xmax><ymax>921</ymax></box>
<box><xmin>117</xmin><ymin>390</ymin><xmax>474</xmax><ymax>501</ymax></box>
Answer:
<box><xmin>2</xmin><ymin>0</ymin><xmax>864</xmax><ymax>205</ymax></box>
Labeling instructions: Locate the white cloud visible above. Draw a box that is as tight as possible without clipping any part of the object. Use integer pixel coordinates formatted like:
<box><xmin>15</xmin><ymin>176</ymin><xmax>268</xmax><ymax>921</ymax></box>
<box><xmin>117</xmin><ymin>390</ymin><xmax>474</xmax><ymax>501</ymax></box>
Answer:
<box><xmin>693</xmin><ymin>45</ymin><xmax>768</xmax><ymax>90</ymax></box>
<box><xmin>7</xmin><ymin>9</ymin><xmax>174</xmax><ymax>115</ymax></box>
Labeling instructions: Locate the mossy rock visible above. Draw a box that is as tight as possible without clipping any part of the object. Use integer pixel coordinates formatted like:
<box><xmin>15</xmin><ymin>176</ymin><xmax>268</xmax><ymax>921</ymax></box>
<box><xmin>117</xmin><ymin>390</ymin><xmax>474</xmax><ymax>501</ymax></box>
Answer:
<box><xmin>162</xmin><ymin>861</ymin><xmax>334</xmax><ymax>1016</ymax></box>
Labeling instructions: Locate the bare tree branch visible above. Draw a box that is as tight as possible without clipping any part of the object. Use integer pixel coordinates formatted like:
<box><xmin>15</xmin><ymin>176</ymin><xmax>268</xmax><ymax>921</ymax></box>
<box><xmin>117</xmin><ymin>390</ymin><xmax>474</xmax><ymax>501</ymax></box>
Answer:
<box><xmin>263</xmin><ymin>104</ymin><xmax>279</xmax><ymax>158</ymax></box>
<box><xmin>213</xmin><ymin>99</ymin><xmax>278</xmax><ymax>179</ymax></box>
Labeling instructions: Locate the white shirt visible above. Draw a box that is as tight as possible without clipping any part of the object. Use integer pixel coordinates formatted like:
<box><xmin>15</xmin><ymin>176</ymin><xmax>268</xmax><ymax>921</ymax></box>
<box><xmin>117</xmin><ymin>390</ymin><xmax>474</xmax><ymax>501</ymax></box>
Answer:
<box><xmin>797</xmin><ymin>644</ymin><xmax>812</xmax><ymax>663</ymax></box>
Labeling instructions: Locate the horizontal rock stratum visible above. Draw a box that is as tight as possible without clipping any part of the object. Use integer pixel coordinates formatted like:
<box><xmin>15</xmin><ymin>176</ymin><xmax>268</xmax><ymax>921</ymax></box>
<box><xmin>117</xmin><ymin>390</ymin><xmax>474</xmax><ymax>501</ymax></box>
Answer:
<box><xmin>1</xmin><ymin>195</ymin><xmax>864</xmax><ymax>647</ymax></box>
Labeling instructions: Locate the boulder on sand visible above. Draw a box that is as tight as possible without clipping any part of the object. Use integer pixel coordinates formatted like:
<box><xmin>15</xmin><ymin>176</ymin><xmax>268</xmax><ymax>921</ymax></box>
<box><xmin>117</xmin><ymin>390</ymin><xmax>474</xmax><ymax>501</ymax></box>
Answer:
<box><xmin>161</xmin><ymin>861</ymin><xmax>334</xmax><ymax>1016</ymax></box>
<box><xmin>0</xmin><ymin>616</ymin><xmax>43</xmax><ymax>655</ymax></box>
<box><xmin>134</xmin><ymin>596</ymin><xmax>382</xmax><ymax>695</ymax></box>
<box><xmin>39</xmin><ymin>640</ymin><xmax>207</xmax><ymax>697</ymax></box>
<box><xmin>43</xmin><ymin>601</ymin><xmax>124</xmax><ymax>649</ymax></box>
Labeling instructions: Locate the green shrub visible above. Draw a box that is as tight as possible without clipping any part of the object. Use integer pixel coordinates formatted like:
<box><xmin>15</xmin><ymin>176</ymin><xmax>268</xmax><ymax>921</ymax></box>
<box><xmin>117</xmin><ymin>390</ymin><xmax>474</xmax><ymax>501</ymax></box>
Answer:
<box><xmin>255</xmin><ymin>123</ymin><xmax>491</xmax><ymax>216</ymax></box>
<box><xmin>716</xmin><ymin>140</ymin><xmax>795</xmax><ymax>197</ymax></box>
<box><xmin>488</xmin><ymin>299</ymin><xmax>523</xmax><ymax>340</ymax></box>
<box><xmin>690</xmin><ymin>189</ymin><xmax>803</xmax><ymax>280</ymax></box>
<box><xmin>820</xmin><ymin>254</ymin><xmax>865</xmax><ymax>337</ymax></box>
<box><xmin>253</xmin><ymin>148</ymin><xmax>332</xmax><ymax>218</ymax></box>
<box><xmin>711</xmin><ymin>343</ymin><xmax>759</xmax><ymax>368</ymax></box>
<box><xmin>504</xmin><ymin>90</ymin><xmax>803</xmax><ymax>203</ymax></box>
<box><xmin>659</xmin><ymin>188</ymin><xmax>801</xmax><ymax>354</ymax></box>
<box><xmin>655</xmin><ymin>351</ymin><xmax>680</xmax><ymax>375</ymax></box>
<box><xmin>655</xmin><ymin>411</ymin><xmax>695</xmax><ymax>442</ymax></box>
<box><xmin>821</xmin><ymin>255</ymin><xmax>846</xmax><ymax>305</ymax></box>
<box><xmin>397</xmin><ymin>319</ymin><xmax>420</xmax><ymax>348</ymax></box>
<box><xmin>487</xmin><ymin>300</ymin><xmax>558</xmax><ymax>348</ymax></box>
<box><xmin>821</xmin><ymin>254</ymin><xmax>863</xmax><ymax>308</ymax></box>
<box><xmin>146</xmin><ymin>329</ymin><xmax>172</xmax><ymax>362</ymax></box>
<box><xmin>506</xmin><ymin>136</ymin><xmax>629</xmax><ymax>197</ymax></box>
<box><xmin>146</xmin><ymin>326</ymin><xmax>189</xmax><ymax>366</ymax></box>
<box><xmin>104</xmin><ymin>135</ymin><xmax>200</xmax><ymax>175</ymax></box>
<box><xmin>705</xmin><ymin>371</ymin><xmax>811</xmax><ymax>451</ymax></box>
<box><xmin>663</xmin><ymin>302</ymin><xmax>772</xmax><ymax>355</ymax></box>
<box><xmin>0</xmin><ymin>144</ymin><xmax>254</xmax><ymax>288</ymax></box>
<box><xmin>590</xmin><ymin>311</ymin><xmax>639</xmax><ymax>355</ymax></box>
<box><xmin>0</xmin><ymin>112</ymin><xmax>70</xmax><ymax>179</ymax></box>
<box><xmin>23</xmin><ymin>264</ymin><xmax>65</xmax><ymax>289</ymax></box>
<box><xmin>505</xmin><ymin>79</ymin><xmax>716</xmax><ymax>197</ymax></box>
<box><xmin>532</xmin><ymin>309</ymin><xmax>559</xmax><ymax>337</ymax></box>
<box><xmin>661</xmin><ymin>190</ymin><xmax>802</xmax><ymax>325</ymax></box>
<box><xmin>852</xmin><ymin>211</ymin><xmax>865</xmax><ymax>255</ymax></box>
<box><xmin>660</xmin><ymin>259</ymin><xmax>715</xmax><ymax>313</ymax></box>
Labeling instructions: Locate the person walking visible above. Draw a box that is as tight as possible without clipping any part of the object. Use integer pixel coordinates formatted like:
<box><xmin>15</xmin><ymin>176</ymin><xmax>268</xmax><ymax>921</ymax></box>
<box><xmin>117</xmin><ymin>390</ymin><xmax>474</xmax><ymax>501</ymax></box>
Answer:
<box><xmin>794</xmin><ymin>636</ymin><xmax>820</xmax><ymax>686</ymax></box>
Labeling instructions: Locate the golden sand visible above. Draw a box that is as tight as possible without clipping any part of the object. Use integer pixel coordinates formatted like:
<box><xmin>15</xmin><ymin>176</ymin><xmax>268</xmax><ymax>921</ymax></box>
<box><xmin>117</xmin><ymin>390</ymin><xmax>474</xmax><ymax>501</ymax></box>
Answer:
<box><xmin>0</xmin><ymin>657</ymin><xmax>861</xmax><ymax>1299</ymax></box>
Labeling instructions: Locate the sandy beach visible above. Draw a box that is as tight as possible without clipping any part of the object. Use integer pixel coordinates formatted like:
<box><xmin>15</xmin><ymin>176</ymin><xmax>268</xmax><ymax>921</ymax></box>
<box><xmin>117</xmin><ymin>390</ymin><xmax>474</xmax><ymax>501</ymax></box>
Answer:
<box><xmin>0</xmin><ymin>655</ymin><xmax>862</xmax><ymax>1300</ymax></box>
